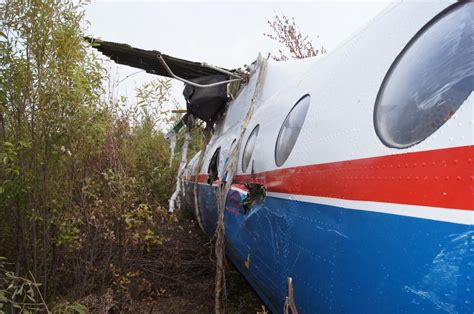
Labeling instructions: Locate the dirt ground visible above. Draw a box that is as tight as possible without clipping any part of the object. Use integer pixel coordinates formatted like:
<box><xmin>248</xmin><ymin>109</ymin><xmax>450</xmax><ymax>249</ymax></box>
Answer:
<box><xmin>81</xmin><ymin>210</ymin><xmax>265</xmax><ymax>313</ymax></box>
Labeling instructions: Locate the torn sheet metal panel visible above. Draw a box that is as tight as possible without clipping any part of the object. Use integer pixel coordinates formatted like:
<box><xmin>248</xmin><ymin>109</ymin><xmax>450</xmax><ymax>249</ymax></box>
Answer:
<box><xmin>85</xmin><ymin>37</ymin><xmax>235</xmax><ymax>80</ymax></box>
<box><xmin>86</xmin><ymin>38</ymin><xmax>241</xmax><ymax>123</ymax></box>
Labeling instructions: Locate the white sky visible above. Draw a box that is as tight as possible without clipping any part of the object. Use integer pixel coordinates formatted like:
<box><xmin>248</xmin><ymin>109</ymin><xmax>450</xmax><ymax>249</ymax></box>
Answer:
<box><xmin>84</xmin><ymin>1</ymin><xmax>392</xmax><ymax>111</ymax></box>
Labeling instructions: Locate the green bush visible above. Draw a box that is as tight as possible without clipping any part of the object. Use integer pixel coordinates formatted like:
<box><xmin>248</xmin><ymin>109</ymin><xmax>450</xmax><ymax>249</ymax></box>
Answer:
<box><xmin>0</xmin><ymin>0</ymin><xmax>202</xmax><ymax>308</ymax></box>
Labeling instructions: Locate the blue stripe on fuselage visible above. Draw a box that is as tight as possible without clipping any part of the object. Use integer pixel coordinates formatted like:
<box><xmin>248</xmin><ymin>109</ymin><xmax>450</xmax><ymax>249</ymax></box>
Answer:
<box><xmin>185</xmin><ymin>182</ymin><xmax>473</xmax><ymax>314</ymax></box>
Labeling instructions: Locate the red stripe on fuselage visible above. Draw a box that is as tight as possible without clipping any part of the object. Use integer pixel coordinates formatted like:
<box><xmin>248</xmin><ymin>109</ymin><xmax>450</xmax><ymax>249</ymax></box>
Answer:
<box><xmin>193</xmin><ymin>146</ymin><xmax>474</xmax><ymax>211</ymax></box>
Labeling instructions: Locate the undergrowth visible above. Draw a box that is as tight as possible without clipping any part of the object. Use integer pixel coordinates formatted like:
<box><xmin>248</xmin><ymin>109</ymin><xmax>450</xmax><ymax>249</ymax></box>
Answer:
<box><xmin>0</xmin><ymin>0</ymin><xmax>207</xmax><ymax>311</ymax></box>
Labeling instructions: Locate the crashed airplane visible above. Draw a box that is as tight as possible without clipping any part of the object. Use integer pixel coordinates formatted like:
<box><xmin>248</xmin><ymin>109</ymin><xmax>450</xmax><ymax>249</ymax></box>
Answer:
<box><xmin>88</xmin><ymin>1</ymin><xmax>473</xmax><ymax>313</ymax></box>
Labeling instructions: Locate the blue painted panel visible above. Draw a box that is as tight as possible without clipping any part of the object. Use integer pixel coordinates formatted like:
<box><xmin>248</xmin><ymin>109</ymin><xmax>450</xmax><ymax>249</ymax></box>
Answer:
<box><xmin>197</xmin><ymin>184</ymin><xmax>219</xmax><ymax>236</ymax></box>
<box><xmin>284</xmin><ymin>199</ymin><xmax>473</xmax><ymax>314</ymax></box>
<box><xmin>225</xmin><ymin>192</ymin><xmax>289</xmax><ymax>309</ymax></box>
<box><xmin>190</xmin><ymin>182</ymin><xmax>473</xmax><ymax>314</ymax></box>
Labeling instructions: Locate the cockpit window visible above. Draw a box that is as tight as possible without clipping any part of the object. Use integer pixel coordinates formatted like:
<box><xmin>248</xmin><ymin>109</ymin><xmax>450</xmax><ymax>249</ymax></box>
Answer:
<box><xmin>374</xmin><ymin>2</ymin><xmax>473</xmax><ymax>148</ymax></box>
<box><xmin>275</xmin><ymin>95</ymin><xmax>310</xmax><ymax>167</ymax></box>
<box><xmin>242</xmin><ymin>125</ymin><xmax>259</xmax><ymax>172</ymax></box>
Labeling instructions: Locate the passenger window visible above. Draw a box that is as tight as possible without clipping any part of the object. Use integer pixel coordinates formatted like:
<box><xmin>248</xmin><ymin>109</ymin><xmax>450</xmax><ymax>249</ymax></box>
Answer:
<box><xmin>207</xmin><ymin>147</ymin><xmax>220</xmax><ymax>185</ymax></box>
<box><xmin>242</xmin><ymin>125</ymin><xmax>259</xmax><ymax>172</ymax></box>
<box><xmin>275</xmin><ymin>95</ymin><xmax>311</xmax><ymax>166</ymax></box>
<box><xmin>374</xmin><ymin>2</ymin><xmax>473</xmax><ymax>148</ymax></box>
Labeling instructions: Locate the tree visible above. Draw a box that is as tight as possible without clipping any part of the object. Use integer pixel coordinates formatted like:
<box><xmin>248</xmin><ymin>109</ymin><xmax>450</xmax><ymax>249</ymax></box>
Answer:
<box><xmin>265</xmin><ymin>14</ymin><xmax>326</xmax><ymax>61</ymax></box>
<box><xmin>0</xmin><ymin>0</ymin><xmax>106</xmax><ymax>296</ymax></box>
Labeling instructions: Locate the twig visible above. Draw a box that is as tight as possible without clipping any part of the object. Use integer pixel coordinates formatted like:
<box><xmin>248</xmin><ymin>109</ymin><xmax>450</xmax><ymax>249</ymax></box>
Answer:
<box><xmin>29</xmin><ymin>271</ymin><xmax>50</xmax><ymax>313</ymax></box>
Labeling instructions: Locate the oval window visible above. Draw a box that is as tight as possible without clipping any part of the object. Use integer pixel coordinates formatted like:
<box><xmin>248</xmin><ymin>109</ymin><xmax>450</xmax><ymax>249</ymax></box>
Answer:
<box><xmin>242</xmin><ymin>125</ymin><xmax>259</xmax><ymax>172</ymax></box>
<box><xmin>374</xmin><ymin>2</ymin><xmax>474</xmax><ymax>148</ymax></box>
<box><xmin>275</xmin><ymin>95</ymin><xmax>311</xmax><ymax>166</ymax></box>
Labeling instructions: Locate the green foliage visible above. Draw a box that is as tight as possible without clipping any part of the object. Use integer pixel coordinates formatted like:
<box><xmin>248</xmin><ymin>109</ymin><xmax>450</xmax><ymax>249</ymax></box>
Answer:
<box><xmin>0</xmin><ymin>0</ymin><xmax>201</xmax><ymax>310</ymax></box>
<box><xmin>0</xmin><ymin>257</ymin><xmax>50</xmax><ymax>313</ymax></box>
<box><xmin>51</xmin><ymin>301</ymin><xmax>88</xmax><ymax>314</ymax></box>
<box><xmin>134</xmin><ymin>78</ymin><xmax>173</xmax><ymax>127</ymax></box>
<box><xmin>0</xmin><ymin>141</ymin><xmax>30</xmax><ymax>201</ymax></box>
<box><xmin>1</xmin><ymin>0</ymin><xmax>109</xmax><ymax>297</ymax></box>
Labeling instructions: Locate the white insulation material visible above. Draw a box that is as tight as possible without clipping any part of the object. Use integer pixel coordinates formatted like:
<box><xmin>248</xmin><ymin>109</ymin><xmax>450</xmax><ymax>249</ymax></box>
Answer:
<box><xmin>168</xmin><ymin>127</ymin><xmax>190</xmax><ymax>213</ymax></box>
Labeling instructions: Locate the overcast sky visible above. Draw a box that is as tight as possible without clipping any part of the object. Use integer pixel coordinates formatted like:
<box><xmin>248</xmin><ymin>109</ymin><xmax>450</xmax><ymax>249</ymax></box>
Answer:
<box><xmin>84</xmin><ymin>1</ymin><xmax>392</xmax><ymax>109</ymax></box>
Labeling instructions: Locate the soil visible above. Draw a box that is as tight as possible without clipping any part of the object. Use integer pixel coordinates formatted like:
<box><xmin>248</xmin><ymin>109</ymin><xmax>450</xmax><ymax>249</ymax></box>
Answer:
<box><xmin>81</xmin><ymin>210</ymin><xmax>265</xmax><ymax>313</ymax></box>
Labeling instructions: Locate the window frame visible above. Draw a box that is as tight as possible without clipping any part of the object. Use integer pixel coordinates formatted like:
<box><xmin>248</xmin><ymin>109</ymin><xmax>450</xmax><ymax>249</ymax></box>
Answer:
<box><xmin>241</xmin><ymin>125</ymin><xmax>260</xmax><ymax>173</ymax></box>
<box><xmin>274</xmin><ymin>94</ymin><xmax>311</xmax><ymax>167</ymax></box>
<box><xmin>373</xmin><ymin>2</ymin><xmax>471</xmax><ymax>149</ymax></box>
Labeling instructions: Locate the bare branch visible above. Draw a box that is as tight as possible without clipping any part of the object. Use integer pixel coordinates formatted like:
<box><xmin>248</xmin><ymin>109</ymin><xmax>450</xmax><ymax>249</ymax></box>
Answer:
<box><xmin>264</xmin><ymin>13</ymin><xmax>326</xmax><ymax>61</ymax></box>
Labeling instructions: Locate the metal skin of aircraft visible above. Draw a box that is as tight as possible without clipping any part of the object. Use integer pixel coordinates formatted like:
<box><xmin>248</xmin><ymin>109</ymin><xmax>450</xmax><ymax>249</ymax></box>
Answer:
<box><xmin>179</xmin><ymin>2</ymin><xmax>473</xmax><ymax>313</ymax></box>
<box><xmin>88</xmin><ymin>1</ymin><xmax>473</xmax><ymax>313</ymax></box>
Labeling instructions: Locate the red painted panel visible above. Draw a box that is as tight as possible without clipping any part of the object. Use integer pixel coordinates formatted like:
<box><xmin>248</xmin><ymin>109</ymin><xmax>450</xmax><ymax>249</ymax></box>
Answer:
<box><xmin>229</xmin><ymin>146</ymin><xmax>474</xmax><ymax>211</ymax></box>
